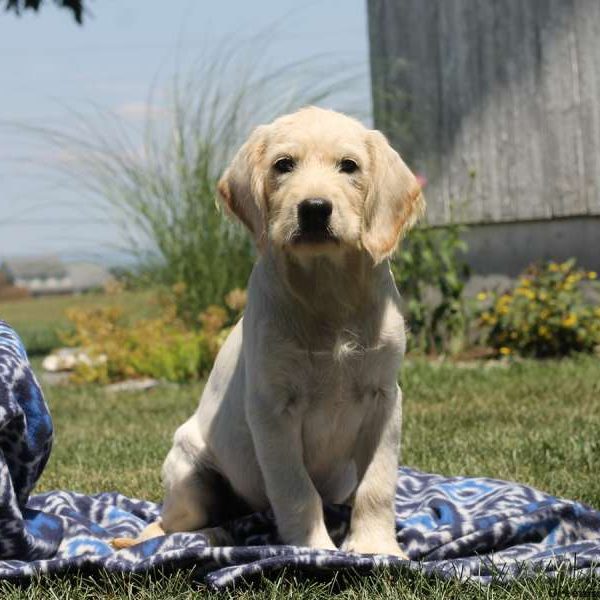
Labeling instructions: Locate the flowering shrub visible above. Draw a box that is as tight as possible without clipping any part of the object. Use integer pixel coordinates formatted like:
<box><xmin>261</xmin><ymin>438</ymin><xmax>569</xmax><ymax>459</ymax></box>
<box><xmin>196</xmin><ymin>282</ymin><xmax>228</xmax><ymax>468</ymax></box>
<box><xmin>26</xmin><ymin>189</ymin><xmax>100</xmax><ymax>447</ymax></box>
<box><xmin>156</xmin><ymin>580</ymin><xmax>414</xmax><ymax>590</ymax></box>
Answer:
<box><xmin>63</xmin><ymin>285</ymin><xmax>247</xmax><ymax>384</ymax></box>
<box><xmin>477</xmin><ymin>260</ymin><xmax>600</xmax><ymax>357</ymax></box>
<box><xmin>63</xmin><ymin>305</ymin><xmax>206</xmax><ymax>384</ymax></box>
<box><xmin>392</xmin><ymin>223</ymin><xmax>470</xmax><ymax>355</ymax></box>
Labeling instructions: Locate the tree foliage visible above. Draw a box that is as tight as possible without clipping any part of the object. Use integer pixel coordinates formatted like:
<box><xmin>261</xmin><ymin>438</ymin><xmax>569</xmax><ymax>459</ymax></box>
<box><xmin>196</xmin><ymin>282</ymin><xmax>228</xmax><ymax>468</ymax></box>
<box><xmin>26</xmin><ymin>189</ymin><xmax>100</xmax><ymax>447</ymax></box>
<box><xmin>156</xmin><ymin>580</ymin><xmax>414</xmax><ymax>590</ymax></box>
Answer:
<box><xmin>5</xmin><ymin>0</ymin><xmax>85</xmax><ymax>24</ymax></box>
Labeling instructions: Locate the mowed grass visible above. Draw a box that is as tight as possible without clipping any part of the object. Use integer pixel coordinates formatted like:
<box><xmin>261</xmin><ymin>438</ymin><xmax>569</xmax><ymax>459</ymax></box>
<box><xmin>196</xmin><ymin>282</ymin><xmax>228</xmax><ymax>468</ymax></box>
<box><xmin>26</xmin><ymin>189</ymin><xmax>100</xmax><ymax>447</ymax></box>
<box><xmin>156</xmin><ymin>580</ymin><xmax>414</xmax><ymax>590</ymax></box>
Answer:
<box><xmin>2</xmin><ymin>357</ymin><xmax>600</xmax><ymax>598</ymax></box>
<box><xmin>0</xmin><ymin>290</ymin><xmax>159</xmax><ymax>356</ymax></box>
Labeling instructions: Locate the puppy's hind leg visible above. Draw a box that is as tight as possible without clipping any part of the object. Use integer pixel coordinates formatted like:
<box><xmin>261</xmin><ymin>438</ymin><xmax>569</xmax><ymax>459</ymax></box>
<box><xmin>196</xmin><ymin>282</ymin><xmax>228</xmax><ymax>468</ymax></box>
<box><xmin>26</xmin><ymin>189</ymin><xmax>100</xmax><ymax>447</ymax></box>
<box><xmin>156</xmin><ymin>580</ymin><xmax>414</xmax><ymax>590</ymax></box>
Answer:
<box><xmin>112</xmin><ymin>432</ymin><xmax>217</xmax><ymax>549</ymax></box>
<box><xmin>111</xmin><ymin>520</ymin><xmax>167</xmax><ymax>549</ymax></box>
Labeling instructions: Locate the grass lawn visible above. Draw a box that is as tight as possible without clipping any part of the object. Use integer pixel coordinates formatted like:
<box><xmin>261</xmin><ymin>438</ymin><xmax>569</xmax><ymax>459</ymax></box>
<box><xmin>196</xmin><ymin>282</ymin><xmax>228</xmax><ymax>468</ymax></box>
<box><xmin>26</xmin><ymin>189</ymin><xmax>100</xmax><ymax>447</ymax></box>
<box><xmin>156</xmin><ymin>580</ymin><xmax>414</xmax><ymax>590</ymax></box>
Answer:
<box><xmin>1</xmin><ymin>356</ymin><xmax>600</xmax><ymax>598</ymax></box>
<box><xmin>0</xmin><ymin>290</ymin><xmax>159</xmax><ymax>356</ymax></box>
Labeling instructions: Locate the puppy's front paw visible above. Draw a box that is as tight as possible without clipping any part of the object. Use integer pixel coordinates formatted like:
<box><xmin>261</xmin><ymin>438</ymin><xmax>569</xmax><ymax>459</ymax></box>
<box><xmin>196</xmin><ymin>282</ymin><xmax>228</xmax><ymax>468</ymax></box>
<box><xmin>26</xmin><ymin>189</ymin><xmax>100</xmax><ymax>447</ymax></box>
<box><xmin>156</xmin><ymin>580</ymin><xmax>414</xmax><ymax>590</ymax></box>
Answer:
<box><xmin>310</xmin><ymin>537</ymin><xmax>337</xmax><ymax>552</ymax></box>
<box><xmin>342</xmin><ymin>535</ymin><xmax>407</xmax><ymax>558</ymax></box>
<box><xmin>293</xmin><ymin>530</ymin><xmax>337</xmax><ymax>551</ymax></box>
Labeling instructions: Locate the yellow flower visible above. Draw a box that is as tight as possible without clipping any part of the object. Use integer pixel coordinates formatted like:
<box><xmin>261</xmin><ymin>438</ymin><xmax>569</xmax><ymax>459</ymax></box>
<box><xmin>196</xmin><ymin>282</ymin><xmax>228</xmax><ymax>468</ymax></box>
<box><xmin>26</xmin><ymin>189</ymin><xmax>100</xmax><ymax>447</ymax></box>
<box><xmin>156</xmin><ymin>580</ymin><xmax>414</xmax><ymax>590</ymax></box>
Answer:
<box><xmin>588</xmin><ymin>271</ymin><xmax>597</xmax><ymax>280</ymax></box>
<box><xmin>476</xmin><ymin>292</ymin><xmax>488</xmax><ymax>301</ymax></box>
<box><xmin>594</xmin><ymin>307</ymin><xmax>600</xmax><ymax>318</ymax></box>
<box><xmin>520</xmin><ymin>278</ymin><xmax>531</xmax><ymax>287</ymax></box>
<box><xmin>538</xmin><ymin>325</ymin><xmax>550</xmax><ymax>338</ymax></box>
<box><xmin>480</xmin><ymin>312</ymin><xmax>497</xmax><ymax>326</ymax></box>
<box><xmin>549</xmin><ymin>262</ymin><xmax>560</xmax><ymax>273</ymax></box>
<box><xmin>538</xmin><ymin>292</ymin><xmax>548</xmax><ymax>301</ymax></box>
<box><xmin>540</xmin><ymin>309</ymin><xmax>550</xmax><ymax>319</ymax></box>
<box><xmin>516</xmin><ymin>288</ymin><xmax>536</xmax><ymax>300</ymax></box>
<box><xmin>224</xmin><ymin>288</ymin><xmax>248</xmax><ymax>312</ymax></box>
<box><xmin>496</xmin><ymin>294</ymin><xmax>513</xmax><ymax>314</ymax></box>
<box><xmin>562</xmin><ymin>313</ymin><xmax>578</xmax><ymax>328</ymax></box>
<box><xmin>499</xmin><ymin>346</ymin><xmax>512</xmax><ymax>356</ymax></box>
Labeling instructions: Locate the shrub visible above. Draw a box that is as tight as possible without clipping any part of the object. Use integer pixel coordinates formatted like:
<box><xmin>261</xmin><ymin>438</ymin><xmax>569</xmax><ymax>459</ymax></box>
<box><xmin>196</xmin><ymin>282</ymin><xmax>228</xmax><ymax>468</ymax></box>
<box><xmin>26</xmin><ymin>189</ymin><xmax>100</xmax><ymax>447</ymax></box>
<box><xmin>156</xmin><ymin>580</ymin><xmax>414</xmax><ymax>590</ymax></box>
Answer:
<box><xmin>477</xmin><ymin>260</ymin><xmax>600</xmax><ymax>358</ymax></box>
<box><xmin>63</xmin><ymin>304</ymin><xmax>204</xmax><ymax>384</ymax></box>
<box><xmin>392</xmin><ymin>223</ymin><xmax>470</xmax><ymax>356</ymax></box>
<box><xmin>62</xmin><ymin>286</ymin><xmax>246</xmax><ymax>384</ymax></box>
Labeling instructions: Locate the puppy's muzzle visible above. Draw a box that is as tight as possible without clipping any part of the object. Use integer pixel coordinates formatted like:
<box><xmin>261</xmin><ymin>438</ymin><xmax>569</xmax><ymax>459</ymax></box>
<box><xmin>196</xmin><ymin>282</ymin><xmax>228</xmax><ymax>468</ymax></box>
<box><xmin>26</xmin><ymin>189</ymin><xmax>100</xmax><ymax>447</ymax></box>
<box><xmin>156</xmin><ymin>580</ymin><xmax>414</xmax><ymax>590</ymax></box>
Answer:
<box><xmin>295</xmin><ymin>198</ymin><xmax>335</xmax><ymax>244</ymax></box>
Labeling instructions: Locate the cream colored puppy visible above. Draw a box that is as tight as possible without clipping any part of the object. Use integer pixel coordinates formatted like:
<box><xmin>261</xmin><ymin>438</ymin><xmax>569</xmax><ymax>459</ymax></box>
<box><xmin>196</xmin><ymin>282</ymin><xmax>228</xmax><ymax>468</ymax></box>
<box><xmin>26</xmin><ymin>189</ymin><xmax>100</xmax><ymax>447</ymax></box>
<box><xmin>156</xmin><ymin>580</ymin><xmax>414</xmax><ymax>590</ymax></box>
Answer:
<box><xmin>114</xmin><ymin>106</ymin><xmax>424</xmax><ymax>555</ymax></box>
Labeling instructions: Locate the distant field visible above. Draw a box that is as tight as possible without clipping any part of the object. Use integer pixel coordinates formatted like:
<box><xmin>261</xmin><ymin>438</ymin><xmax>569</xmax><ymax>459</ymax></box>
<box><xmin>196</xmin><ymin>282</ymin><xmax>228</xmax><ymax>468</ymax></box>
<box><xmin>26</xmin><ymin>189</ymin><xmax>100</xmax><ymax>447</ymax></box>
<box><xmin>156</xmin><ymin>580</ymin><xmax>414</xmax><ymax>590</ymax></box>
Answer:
<box><xmin>0</xmin><ymin>290</ymin><xmax>158</xmax><ymax>355</ymax></box>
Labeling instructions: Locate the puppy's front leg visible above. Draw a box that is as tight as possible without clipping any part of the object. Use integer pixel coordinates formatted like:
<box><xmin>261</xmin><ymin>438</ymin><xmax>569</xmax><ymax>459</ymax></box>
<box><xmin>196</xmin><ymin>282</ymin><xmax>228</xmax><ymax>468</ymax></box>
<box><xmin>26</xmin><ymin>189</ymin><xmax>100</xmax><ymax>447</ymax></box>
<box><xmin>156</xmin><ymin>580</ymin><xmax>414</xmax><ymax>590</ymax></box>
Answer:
<box><xmin>247</xmin><ymin>394</ymin><xmax>336</xmax><ymax>550</ymax></box>
<box><xmin>343</xmin><ymin>385</ymin><xmax>405</xmax><ymax>557</ymax></box>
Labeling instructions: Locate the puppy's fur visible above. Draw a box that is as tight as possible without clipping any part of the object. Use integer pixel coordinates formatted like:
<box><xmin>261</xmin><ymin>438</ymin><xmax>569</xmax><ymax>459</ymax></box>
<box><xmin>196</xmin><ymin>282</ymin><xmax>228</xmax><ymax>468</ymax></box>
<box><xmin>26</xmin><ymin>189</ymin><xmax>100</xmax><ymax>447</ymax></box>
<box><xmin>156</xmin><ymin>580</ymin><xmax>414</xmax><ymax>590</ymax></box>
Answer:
<box><xmin>113</xmin><ymin>107</ymin><xmax>424</xmax><ymax>555</ymax></box>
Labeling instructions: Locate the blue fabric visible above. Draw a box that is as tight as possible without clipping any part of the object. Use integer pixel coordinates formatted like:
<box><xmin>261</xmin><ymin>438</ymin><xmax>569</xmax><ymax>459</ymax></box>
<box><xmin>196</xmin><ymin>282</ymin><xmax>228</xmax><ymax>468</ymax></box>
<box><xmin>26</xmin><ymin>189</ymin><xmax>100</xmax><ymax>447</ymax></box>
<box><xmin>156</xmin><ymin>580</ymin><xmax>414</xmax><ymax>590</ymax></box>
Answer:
<box><xmin>0</xmin><ymin>319</ymin><xmax>599</xmax><ymax>589</ymax></box>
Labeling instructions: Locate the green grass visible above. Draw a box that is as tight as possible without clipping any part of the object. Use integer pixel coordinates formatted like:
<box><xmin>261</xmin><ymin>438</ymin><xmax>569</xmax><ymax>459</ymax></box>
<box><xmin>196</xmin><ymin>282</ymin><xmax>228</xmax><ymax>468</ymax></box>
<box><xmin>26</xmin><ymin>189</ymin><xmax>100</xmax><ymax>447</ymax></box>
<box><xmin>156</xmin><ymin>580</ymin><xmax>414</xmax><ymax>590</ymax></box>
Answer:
<box><xmin>401</xmin><ymin>357</ymin><xmax>600</xmax><ymax>508</ymax></box>
<box><xmin>0</xmin><ymin>290</ymin><xmax>159</xmax><ymax>356</ymax></box>
<box><xmin>2</xmin><ymin>356</ymin><xmax>600</xmax><ymax>598</ymax></box>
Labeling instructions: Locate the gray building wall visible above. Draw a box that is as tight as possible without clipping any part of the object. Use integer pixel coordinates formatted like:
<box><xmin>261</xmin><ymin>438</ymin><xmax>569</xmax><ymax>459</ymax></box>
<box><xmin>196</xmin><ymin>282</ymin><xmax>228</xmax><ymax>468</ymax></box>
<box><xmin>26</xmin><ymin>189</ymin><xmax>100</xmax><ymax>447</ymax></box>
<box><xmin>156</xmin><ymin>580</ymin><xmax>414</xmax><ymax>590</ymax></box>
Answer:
<box><xmin>368</xmin><ymin>0</ymin><xmax>600</xmax><ymax>273</ymax></box>
<box><xmin>464</xmin><ymin>216</ymin><xmax>600</xmax><ymax>275</ymax></box>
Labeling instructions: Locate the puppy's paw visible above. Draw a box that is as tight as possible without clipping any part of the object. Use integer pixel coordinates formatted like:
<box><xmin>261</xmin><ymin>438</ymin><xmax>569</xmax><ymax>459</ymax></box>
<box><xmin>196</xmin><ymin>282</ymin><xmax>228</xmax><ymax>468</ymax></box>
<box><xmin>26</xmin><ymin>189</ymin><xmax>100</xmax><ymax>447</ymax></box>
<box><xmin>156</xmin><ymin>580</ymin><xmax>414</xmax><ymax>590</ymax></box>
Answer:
<box><xmin>342</xmin><ymin>535</ymin><xmax>407</xmax><ymax>558</ymax></box>
<box><xmin>111</xmin><ymin>537</ymin><xmax>139</xmax><ymax>550</ymax></box>
<box><xmin>111</xmin><ymin>520</ymin><xmax>166</xmax><ymax>550</ymax></box>
<box><xmin>295</xmin><ymin>531</ymin><xmax>337</xmax><ymax>551</ymax></box>
<box><xmin>310</xmin><ymin>538</ymin><xmax>337</xmax><ymax>552</ymax></box>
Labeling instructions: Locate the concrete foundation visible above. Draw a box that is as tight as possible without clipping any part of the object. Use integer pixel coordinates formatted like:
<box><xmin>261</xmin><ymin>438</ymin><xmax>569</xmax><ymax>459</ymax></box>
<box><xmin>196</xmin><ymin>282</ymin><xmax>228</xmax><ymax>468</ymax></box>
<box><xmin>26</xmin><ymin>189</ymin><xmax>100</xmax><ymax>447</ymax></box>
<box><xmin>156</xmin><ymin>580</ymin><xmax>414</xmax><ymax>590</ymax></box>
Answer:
<box><xmin>462</xmin><ymin>217</ymin><xmax>600</xmax><ymax>277</ymax></box>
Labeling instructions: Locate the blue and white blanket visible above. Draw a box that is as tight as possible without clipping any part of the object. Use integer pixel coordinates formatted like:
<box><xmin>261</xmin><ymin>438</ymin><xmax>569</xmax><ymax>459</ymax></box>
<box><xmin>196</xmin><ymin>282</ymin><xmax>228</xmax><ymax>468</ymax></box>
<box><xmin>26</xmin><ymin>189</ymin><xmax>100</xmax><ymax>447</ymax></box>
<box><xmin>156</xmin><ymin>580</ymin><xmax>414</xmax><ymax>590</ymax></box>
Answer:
<box><xmin>0</xmin><ymin>319</ymin><xmax>599</xmax><ymax>589</ymax></box>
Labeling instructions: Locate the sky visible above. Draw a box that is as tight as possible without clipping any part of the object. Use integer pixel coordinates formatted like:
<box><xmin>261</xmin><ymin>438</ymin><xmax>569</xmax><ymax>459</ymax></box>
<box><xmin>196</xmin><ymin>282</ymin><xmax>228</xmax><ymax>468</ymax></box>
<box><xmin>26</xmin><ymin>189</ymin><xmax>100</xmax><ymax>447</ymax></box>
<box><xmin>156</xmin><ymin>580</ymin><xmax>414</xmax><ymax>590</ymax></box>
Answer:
<box><xmin>0</xmin><ymin>0</ymin><xmax>372</xmax><ymax>264</ymax></box>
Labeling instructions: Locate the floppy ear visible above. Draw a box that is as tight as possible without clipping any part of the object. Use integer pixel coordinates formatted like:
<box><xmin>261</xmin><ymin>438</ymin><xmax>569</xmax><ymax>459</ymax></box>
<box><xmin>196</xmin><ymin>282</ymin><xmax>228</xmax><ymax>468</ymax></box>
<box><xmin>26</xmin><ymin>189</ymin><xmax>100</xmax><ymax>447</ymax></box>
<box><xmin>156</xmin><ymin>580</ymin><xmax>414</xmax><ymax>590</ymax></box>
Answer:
<box><xmin>362</xmin><ymin>130</ymin><xmax>425</xmax><ymax>264</ymax></box>
<box><xmin>217</xmin><ymin>125</ymin><xmax>269</xmax><ymax>251</ymax></box>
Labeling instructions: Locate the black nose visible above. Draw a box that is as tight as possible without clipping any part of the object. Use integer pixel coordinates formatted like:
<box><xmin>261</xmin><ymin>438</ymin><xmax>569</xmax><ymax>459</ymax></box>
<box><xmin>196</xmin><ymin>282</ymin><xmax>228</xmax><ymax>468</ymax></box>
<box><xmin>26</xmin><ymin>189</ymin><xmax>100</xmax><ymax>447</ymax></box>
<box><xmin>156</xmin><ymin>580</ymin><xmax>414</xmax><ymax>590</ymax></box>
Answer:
<box><xmin>297</xmin><ymin>198</ymin><xmax>333</xmax><ymax>232</ymax></box>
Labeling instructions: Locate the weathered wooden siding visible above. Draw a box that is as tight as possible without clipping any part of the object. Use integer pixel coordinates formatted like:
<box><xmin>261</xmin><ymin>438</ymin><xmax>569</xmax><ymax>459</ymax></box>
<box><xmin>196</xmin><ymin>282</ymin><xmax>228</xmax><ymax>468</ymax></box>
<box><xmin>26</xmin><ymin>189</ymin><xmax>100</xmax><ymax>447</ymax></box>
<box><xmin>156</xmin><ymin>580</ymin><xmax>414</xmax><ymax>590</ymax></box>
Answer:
<box><xmin>368</xmin><ymin>0</ymin><xmax>600</xmax><ymax>226</ymax></box>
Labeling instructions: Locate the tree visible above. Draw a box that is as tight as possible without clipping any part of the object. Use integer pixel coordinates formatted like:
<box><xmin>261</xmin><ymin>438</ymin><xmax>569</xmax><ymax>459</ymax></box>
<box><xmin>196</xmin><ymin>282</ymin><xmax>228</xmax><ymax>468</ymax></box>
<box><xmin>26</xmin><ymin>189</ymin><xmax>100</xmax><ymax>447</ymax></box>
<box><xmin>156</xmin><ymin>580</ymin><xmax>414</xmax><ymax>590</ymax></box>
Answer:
<box><xmin>5</xmin><ymin>0</ymin><xmax>84</xmax><ymax>24</ymax></box>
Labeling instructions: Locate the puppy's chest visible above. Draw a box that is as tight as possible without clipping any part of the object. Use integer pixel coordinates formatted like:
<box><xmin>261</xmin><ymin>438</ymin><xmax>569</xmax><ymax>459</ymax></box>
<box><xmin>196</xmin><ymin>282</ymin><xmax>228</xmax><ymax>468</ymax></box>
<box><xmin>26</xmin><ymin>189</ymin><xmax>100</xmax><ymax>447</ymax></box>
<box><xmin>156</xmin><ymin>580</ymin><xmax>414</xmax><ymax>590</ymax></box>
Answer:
<box><xmin>280</xmin><ymin>343</ymin><xmax>395</xmax><ymax>443</ymax></box>
<box><xmin>303</xmin><ymin>348</ymin><xmax>380</xmax><ymax>402</ymax></box>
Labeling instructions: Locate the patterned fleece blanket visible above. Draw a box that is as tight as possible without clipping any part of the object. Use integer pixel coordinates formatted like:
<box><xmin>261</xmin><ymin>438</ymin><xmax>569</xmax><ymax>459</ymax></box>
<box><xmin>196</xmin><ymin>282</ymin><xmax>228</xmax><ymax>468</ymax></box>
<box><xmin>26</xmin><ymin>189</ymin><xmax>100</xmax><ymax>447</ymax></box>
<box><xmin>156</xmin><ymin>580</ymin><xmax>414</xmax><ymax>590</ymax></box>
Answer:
<box><xmin>0</xmin><ymin>320</ymin><xmax>599</xmax><ymax>590</ymax></box>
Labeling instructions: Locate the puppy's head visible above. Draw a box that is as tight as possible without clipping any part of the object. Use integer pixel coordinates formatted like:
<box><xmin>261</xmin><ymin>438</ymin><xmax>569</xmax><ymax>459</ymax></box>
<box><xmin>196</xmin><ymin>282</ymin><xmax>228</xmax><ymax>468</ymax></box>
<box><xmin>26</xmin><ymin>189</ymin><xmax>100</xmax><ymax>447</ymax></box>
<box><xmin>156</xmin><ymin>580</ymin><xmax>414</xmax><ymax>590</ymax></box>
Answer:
<box><xmin>218</xmin><ymin>107</ymin><xmax>424</xmax><ymax>263</ymax></box>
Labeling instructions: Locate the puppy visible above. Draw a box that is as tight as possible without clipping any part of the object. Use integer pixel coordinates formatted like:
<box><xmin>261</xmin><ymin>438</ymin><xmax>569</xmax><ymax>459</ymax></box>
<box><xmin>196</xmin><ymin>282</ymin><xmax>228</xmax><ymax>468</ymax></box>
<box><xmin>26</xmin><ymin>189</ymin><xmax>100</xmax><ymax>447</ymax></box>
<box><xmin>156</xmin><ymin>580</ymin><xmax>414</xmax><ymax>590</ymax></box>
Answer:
<box><xmin>113</xmin><ymin>107</ymin><xmax>424</xmax><ymax>555</ymax></box>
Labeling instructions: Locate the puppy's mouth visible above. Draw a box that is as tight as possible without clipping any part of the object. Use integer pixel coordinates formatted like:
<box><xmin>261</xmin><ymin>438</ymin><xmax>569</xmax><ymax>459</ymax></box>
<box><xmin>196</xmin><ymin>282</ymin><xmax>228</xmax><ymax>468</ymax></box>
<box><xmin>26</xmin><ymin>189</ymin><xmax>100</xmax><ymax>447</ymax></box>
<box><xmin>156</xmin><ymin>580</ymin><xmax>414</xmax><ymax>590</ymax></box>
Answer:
<box><xmin>291</xmin><ymin>229</ymin><xmax>339</xmax><ymax>246</ymax></box>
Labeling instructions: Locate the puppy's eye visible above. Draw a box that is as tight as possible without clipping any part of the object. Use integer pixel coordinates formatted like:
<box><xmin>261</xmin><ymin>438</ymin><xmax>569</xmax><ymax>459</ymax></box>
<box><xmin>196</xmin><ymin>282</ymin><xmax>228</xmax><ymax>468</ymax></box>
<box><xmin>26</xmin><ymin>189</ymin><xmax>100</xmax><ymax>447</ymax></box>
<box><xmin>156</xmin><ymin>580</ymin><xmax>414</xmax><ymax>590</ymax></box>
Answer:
<box><xmin>339</xmin><ymin>158</ymin><xmax>359</xmax><ymax>174</ymax></box>
<box><xmin>273</xmin><ymin>157</ymin><xmax>295</xmax><ymax>174</ymax></box>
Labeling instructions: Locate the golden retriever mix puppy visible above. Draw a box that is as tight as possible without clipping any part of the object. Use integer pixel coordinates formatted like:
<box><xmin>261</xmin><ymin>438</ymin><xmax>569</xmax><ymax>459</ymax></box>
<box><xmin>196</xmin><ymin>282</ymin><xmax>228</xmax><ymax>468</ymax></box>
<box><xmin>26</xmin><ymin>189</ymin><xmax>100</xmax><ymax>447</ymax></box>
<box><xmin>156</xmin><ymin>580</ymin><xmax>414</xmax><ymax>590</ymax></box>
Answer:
<box><xmin>114</xmin><ymin>106</ymin><xmax>424</xmax><ymax>555</ymax></box>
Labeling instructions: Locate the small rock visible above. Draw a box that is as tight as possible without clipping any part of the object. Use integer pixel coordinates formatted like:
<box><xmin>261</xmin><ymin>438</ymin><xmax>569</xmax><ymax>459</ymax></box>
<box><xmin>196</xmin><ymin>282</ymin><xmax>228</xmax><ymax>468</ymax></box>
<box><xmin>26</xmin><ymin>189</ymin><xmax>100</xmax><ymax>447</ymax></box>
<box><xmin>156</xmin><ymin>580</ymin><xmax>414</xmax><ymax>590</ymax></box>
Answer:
<box><xmin>42</xmin><ymin>348</ymin><xmax>106</xmax><ymax>372</ymax></box>
<box><xmin>105</xmin><ymin>378</ymin><xmax>160</xmax><ymax>394</ymax></box>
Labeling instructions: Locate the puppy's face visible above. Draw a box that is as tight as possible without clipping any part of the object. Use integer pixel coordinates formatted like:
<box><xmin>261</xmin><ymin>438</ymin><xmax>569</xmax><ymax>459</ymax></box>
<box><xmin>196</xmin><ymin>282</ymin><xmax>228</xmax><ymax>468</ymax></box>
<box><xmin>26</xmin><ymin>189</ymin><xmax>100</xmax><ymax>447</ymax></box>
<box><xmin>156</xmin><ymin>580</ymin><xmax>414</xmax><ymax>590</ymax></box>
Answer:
<box><xmin>265</xmin><ymin>110</ymin><xmax>368</xmax><ymax>257</ymax></box>
<box><xmin>218</xmin><ymin>107</ymin><xmax>424</xmax><ymax>264</ymax></box>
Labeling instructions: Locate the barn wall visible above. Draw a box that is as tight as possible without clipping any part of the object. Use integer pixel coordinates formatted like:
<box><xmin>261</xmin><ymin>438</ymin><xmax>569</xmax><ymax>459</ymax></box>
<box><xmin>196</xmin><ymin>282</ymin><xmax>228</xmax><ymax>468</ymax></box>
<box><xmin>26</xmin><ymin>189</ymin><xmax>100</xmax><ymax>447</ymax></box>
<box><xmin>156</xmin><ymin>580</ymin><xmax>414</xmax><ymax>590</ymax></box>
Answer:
<box><xmin>463</xmin><ymin>216</ymin><xmax>600</xmax><ymax>275</ymax></box>
<box><xmin>368</xmin><ymin>0</ymin><xmax>600</xmax><ymax>227</ymax></box>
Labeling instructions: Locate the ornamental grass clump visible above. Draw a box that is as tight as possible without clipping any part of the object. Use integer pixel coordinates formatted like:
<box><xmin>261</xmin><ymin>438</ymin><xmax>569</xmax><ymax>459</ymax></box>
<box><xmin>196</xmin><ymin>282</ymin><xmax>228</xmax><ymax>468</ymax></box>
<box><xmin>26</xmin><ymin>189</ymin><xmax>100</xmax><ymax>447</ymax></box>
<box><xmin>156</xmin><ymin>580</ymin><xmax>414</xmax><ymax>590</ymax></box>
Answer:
<box><xmin>23</xmin><ymin>37</ymin><xmax>357</xmax><ymax>324</ymax></box>
<box><xmin>477</xmin><ymin>260</ymin><xmax>600</xmax><ymax>358</ymax></box>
